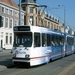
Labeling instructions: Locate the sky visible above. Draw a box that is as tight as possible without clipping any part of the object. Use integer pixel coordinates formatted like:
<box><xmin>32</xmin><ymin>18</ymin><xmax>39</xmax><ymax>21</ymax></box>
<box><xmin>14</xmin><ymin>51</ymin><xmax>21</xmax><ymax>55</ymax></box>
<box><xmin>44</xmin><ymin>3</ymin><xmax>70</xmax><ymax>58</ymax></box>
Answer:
<box><xmin>13</xmin><ymin>0</ymin><xmax>75</xmax><ymax>31</ymax></box>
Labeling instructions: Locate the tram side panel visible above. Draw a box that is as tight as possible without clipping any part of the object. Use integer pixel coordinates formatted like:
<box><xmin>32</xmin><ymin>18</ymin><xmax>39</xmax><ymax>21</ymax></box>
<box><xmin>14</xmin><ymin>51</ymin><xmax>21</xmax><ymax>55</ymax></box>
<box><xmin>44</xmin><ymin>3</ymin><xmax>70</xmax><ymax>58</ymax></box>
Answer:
<box><xmin>65</xmin><ymin>35</ymin><xmax>74</xmax><ymax>55</ymax></box>
<box><xmin>30</xmin><ymin>33</ymin><xmax>51</xmax><ymax>66</ymax></box>
<box><xmin>50</xmin><ymin>34</ymin><xmax>65</xmax><ymax>60</ymax></box>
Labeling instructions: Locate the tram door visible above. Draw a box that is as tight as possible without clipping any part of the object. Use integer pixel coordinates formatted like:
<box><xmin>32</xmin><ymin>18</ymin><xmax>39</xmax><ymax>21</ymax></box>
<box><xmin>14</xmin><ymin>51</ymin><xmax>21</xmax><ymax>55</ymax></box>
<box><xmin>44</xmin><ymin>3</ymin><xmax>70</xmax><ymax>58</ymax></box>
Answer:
<box><xmin>1</xmin><ymin>40</ymin><xmax>3</xmax><ymax>48</ymax></box>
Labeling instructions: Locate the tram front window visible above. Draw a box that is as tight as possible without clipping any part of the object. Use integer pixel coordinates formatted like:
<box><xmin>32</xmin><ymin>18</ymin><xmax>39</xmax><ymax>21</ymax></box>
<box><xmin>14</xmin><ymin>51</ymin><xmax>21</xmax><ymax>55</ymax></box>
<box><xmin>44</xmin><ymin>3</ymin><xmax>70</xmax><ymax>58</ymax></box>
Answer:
<box><xmin>13</xmin><ymin>32</ymin><xmax>32</xmax><ymax>47</ymax></box>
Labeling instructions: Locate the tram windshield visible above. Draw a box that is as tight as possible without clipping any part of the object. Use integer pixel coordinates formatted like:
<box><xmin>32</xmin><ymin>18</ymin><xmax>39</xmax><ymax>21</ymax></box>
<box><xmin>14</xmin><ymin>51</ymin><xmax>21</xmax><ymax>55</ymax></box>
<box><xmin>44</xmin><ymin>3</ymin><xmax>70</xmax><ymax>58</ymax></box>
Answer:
<box><xmin>13</xmin><ymin>32</ymin><xmax>32</xmax><ymax>47</ymax></box>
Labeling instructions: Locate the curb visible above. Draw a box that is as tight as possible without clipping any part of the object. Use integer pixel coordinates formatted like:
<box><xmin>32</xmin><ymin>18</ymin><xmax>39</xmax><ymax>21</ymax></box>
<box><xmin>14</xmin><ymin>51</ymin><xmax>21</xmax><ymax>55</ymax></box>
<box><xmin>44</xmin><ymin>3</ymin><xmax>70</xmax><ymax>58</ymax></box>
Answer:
<box><xmin>0</xmin><ymin>65</ymin><xmax>7</xmax><ymax>71</ymax></box>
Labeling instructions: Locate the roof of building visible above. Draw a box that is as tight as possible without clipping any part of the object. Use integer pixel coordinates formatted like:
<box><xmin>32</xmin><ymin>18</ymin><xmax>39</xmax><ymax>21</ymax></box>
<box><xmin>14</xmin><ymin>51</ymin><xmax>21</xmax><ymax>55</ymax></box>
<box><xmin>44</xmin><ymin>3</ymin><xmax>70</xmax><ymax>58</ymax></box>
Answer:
<box><xmin>0</xmin><ymin>0</ymin><xmax>19</xmax><ymax>8</ymax></box>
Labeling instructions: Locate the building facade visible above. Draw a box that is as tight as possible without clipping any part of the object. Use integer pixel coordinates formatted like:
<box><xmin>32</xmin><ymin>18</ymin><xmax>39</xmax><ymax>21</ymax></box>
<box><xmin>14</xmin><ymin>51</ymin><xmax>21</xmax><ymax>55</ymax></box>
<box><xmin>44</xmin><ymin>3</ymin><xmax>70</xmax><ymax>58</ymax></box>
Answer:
<box><xmin>0</xmin><ymin>0</ymin><xmax>24</xmax><ymax>49</ymax></box>
<box><xmin>21</xmin><ymin>0</ymin><xmax>62</xmax><ymax>31</ymax></box>
<box><xmin>0</xmin><ymin>0</ymin><xmax>74</xmax><ymax>49</ymax></box>
<box><xmin>21</xmin><ymin>0</ymin><xmax>75</xmax><ymax>34</ymax></box>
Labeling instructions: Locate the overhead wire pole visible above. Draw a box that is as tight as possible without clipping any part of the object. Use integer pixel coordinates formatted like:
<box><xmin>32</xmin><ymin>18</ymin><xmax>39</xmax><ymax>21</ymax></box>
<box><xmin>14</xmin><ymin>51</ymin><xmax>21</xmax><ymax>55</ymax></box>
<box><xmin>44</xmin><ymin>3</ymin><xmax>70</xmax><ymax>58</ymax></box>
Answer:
<box><xmin>19</xmin><ymin>0</ymin><xmax>21</xmax><ymax>26</ymax></box>
<box><xmin>37</xmin><ymin>5</ymin><xmax>47</xmax><ymax>26</ymax></box>
<box><xmin>58</xmin><ymin>4</ymin><xmax>66</xmax><ymax>54</ymax></box>
<box><xmin>58</xmin><ymin>5</ymin><xmax>66</xmax><ymax>33</ymax></box>
<box><xmin>37</xmin><ymin>5</ymin><xmax>47</xmax><ymax>12</ymax></box>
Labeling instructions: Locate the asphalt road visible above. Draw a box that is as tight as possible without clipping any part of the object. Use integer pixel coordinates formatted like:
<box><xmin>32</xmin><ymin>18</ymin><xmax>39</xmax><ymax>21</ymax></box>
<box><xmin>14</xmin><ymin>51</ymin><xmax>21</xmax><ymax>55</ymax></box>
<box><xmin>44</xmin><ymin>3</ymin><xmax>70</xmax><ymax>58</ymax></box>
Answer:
<box><xmin>0</xmin><ymin>50</ymin><xmax>75</xmax><ymax>75</ymax></box>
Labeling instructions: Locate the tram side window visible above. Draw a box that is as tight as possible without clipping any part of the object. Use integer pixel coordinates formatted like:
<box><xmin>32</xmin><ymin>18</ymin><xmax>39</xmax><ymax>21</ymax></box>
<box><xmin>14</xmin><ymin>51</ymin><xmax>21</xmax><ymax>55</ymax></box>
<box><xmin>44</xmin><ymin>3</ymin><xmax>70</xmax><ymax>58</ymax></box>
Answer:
<box><xmin>67</xmin><ymin>37</ymin><xmax>72</xmax><ymax>45</ymax></box>
<box><xmin>47</xmin><ymin>34</ymin><xmax>51</xmax><ymax>46</ymax></box>
<box><xmin>72</xmin><ymin>38</ymin><xmax>74</xmax><ymax>45</ymax></box>
<box><xmin>68</xmin><ymin>38</ymin><xmax>74</xmax><ymax>45</ymax></box>
<box><xmin>51</xmin><ymin>35</ymin><xmax>55</xmax><ymax>46</ymax></box>
<box><xmin>55</xmin><ymin>36</ymin><xmax>58</xmax><ymax>46</ymax></box>
<box><xmin>59</xmin><ymin>36</ymin><xmax>64</xmax><ymax>45</ymax></box>
<box><xmin>34</xmin><ymin>33</ymin><xmax>40</xmax><ymax>47</ymax></box>
<box><xmin>67</xmin><ymin>37</ymin><xmax>70</xmax><ymax>45</ymax></box>
<box><xmin>42</xmin><ymin>33</ymin><xmax>47</xmax><ymax>47</ymax></box>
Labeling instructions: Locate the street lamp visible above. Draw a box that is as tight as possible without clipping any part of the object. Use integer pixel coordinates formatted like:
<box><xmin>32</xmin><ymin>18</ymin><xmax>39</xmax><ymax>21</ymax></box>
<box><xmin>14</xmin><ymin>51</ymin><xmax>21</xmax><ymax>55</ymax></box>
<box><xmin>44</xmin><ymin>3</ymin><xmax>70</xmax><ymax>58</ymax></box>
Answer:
<box><xmin>58</xmin><ymin>4</ymin><xmax>66</xmax><ymax>33</ymax></box>
<box><xmin>58</xmin><ymin>4</ymin><xmax>66</xmax><ymax>54</ymax></box>
<box><xmin>19</xmin><ymin>0</ymin><xmax>21</xmax><ymax>26</ymax></box>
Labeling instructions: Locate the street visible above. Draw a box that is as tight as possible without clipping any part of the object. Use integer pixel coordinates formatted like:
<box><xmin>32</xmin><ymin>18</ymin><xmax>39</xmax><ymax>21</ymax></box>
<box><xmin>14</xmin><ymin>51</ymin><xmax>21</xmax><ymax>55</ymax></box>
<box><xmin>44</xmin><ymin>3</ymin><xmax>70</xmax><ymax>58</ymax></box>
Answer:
<box><xmin>0</xmin><ymin>50</ymin><xmax>75</xmax><ymax>75</ymax></box>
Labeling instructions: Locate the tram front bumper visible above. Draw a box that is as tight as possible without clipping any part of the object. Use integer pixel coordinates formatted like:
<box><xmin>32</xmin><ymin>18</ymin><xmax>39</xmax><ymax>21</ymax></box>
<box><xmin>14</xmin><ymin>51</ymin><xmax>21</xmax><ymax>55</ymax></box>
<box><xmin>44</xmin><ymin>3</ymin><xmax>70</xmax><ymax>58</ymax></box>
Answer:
<box><xmin>12</xmin><ymin>57</ymin><xmax>30</xmax><ymax>63</ymax></box>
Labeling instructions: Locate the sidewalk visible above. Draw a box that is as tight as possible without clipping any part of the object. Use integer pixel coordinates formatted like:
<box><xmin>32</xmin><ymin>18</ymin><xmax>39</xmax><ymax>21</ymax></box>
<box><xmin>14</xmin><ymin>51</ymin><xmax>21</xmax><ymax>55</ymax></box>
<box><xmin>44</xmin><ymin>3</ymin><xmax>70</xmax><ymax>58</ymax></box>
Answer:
<box><xmin>0</xmin><ymin>48</ymin><xmax>3</xmax><ymax>52</ymax></box>
<box><xmin>0</xmin><ymin>49</ymin><xmax>11</xmax><ymax>54</ymax></box>
<box><xmin>0</xmin><ymin>49</ymin><xmax>12</xmax><ymax>71</ymax></box>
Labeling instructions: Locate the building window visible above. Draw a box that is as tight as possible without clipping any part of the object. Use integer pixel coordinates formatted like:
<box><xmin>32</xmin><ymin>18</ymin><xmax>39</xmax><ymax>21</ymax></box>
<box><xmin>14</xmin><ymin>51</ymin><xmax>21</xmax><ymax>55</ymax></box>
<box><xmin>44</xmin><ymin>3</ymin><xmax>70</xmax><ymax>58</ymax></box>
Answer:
<box><xmin>9</xmin><ymin>10</ymin><xmax>13</xmax><ymax>16</ymax></box>
<box><xmin>24</xmin><ymin>16</ymin><xmax>26</xmax><ymax>25</ymax></box>
<box><xmin>15</xmin><ymin>12</ymin><xmax>18</xmax><ymax>17</ymax></box>
<box><xmin>30</xmin><ymin>16</ymin><xmax>34</xmax><ymax>25</ymax></box>
<box><xmin>6</xmin><ymin>33</ymin><xmax>8</xmax><ymax>44</ymax></box>
<box><xmin>6</xmin><ymin>8</ymin><xmax>8</xmax><ymax>14</ymax></box>
<box><xmin>15</xmin><ymin>20</ymin><xmax>18</xmax><ymax>26</ymax></box>
<box><xmin>9</xmin><ymin>19</ymin><xmax>13</xmax><ymax>28</ymax></box>
<box><xmin>5</xmin><ymin>18</ymin><xmax>8</xmax><ymax>28</ymax></box>
<box><xmin>10</xmin><ymin>33</ymin><xmax>12</xmax><ymax>44</ymax></box>
<box><xmin>21</xmin><ymin>0</ymin><xmax>26</xmax><ymax>3</ymax></box>
<box><xmin>10</xmin><ymin>36</ymin><xmax>12</xmax><ymax>44</ymax></box>
<box><xmin>36</xmin><ymin>8</ymin><xmax>37</xmax><ymax>14</ymax></box>
<box><xmin>30</xmin><ymin>7</ymin><xmax>33</xmax><ymax>13</ymax></box>
<box><xmin>36</xmin><ymin>17</ymin><xmax>37</xmax><ymax>25</ymax></box>
<box><xmin>22</xmin><ymin>7</ymin><xmax>26</xmax><ymax>11</ymax></box>
<box><xmin>1</xmin><ymin>16</ymin><xmax>4</xmax><ymax>27</ymax></box>
<box><xmin>48</xmin><ymin>22</ymin><xmax>50</xmax><ymax>28</ymax></box>
<box><xmin>21</xmin><ymin>21</ymin><xmax>24</xmax><ymax>25</ymax></box>
<box><xmin>1</xmin><ymin>7</ymin><xmax>4</xmax><ymax>13</ymax></box>
<box><xmin>1</xmin><ymin>32</ymin><xmax>3</xmax><ymax>38</ymax></box>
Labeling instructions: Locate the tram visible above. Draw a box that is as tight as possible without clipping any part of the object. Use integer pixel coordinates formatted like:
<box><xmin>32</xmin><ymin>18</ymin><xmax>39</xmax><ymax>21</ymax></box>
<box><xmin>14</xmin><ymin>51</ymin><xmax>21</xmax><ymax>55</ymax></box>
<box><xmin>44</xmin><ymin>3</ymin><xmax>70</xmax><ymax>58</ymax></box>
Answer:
<box><xmin>12</xmin><ymin>25</ymin><xmax>74</xmax><ymax>66</ymax></box>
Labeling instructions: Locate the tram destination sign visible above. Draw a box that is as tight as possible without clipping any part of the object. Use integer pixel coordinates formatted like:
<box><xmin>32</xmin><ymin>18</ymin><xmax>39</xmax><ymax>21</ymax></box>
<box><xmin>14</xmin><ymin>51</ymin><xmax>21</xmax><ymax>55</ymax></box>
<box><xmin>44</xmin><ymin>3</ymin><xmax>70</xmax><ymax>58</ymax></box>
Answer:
<box><xmin>14</xmin><ymin>26</ymin><xmax>30</xmax><ymax>31</ymax></box>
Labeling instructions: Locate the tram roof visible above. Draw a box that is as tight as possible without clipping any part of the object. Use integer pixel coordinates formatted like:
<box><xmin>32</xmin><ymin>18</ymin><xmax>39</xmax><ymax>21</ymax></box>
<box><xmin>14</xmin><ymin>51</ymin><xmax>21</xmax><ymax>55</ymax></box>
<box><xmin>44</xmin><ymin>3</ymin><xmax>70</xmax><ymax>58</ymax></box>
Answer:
<box><xmin>13</xmin><ymin>25</ymin><xmax>64</xmax><ymax>35</ymax></box>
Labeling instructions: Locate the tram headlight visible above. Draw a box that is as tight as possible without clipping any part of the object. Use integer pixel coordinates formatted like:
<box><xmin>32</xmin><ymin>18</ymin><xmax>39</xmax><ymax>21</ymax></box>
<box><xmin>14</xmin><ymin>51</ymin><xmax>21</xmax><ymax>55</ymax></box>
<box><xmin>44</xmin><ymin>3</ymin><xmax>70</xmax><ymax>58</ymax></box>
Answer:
<box><xmin>25</xmin><ymin>54</ymin><xmax>30</xmax><ymax>58</ymax></box>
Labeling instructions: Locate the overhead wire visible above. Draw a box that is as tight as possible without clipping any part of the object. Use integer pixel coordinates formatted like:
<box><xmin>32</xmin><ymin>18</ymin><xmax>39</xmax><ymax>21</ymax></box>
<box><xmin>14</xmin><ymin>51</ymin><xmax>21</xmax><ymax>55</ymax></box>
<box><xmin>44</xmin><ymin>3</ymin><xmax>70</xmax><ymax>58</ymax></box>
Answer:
<box><xmin>37</xmin><ymin>2</ymin><xmax>74</xmax><ymax>30</ymax></box>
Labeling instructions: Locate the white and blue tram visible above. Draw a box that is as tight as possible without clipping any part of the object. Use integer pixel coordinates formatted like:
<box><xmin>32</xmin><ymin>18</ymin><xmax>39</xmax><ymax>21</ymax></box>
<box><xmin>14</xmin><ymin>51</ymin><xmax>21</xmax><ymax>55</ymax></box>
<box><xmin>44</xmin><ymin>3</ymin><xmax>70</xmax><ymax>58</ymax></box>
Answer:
<box><xmin>12</xmin><ymin>25</ymin><xmax>74</xmax><ymax>66</ymax></box>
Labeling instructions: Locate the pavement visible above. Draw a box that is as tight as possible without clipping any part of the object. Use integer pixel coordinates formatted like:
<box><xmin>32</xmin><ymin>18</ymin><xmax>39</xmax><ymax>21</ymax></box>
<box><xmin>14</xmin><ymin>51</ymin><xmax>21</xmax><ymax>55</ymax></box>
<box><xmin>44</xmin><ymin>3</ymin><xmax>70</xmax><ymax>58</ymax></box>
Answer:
<box><xmin>0</xmin><ymin>49</ymin><xmax>12</xmax><ymax>71</ymax></box>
